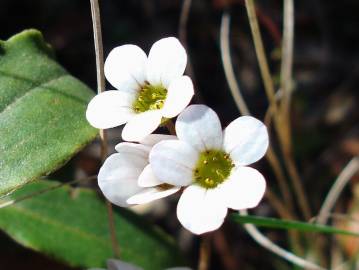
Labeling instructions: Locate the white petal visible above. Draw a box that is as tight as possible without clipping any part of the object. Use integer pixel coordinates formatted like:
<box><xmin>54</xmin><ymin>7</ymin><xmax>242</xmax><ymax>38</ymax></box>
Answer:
<box><xmin>146</xmin><ymin>37</ymin><xmax>187</xmax><ymax>88</ymax></box>
<box><xmin>127</xmin><ymin>186</ymin><xmax>180</xmax><ymax>204</ymax></box>
<box><xmin>86</xmin><ymin>90</ymin><xmax>135</xmax><ymax>129</ymax></box>
<box><xmin>149</xmin><ymin>140</ymin><xmax>198</xmax><ymax>186</ymax></box>
<box><xmin>176</xmin><ymin>185</ymin><xmax>228</xmax><ymax>234</ymax></box>
<box><xmin>162</xmin><ymin>76</ymin><xmax>194</xmax><ymax>118</ymax></box>
<box><xmin>122</xmin><ymin>110</ymin><xmax>162</xmax><ymax>142</ymax></box>
<box><xmin>223</xmin><ymin>116</ymin><xmax>269</xmax><ymax>166</ymax></box>
<box><xmin>138</xmin><ymin>164</ymin><xmax>162</xmax><ymax>187</ymax></box>
<box><xmin>139</xmin><ymin>134</ymin><xmax>177</xmax><ymax>147</ymax></box>
<box><xmin>115</xmin><ymin>142</ymin><xmax>150</xmax><ymax>156</ymax></box>
<box><xmin>167</xmin><ymin>268</ymin><xmax>193</xmax><ymax>270</ymax></box>
<box><xmin>107</xmin><ymin>259</ymin><xmax>143</xmax><ymax>270</ymax></box>
<box><xmin>219</xmin><ymin>166</ymin><xmax>266</xmax><ymax>210</ymax></box>
<box><xmin>98</xmin><ymin>153</ymin><xmax>146</xmax><ymax>207</ymax></box>
<box><xmin>176</xmin><ymin>105</ymin><xmax>223</xmax><ymax>151</ymax></box>
<box><xmin>104</xmin><ymin>45</ymin><xmax>147</xmax><ymax>92</ymax></box>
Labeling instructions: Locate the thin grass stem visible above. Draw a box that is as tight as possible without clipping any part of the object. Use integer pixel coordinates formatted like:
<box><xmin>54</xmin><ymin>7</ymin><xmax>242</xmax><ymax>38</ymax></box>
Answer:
<box><xmin>90</xmin><ymin>0</ymin><xmax>120</xmax><ymax>258</ymax></box>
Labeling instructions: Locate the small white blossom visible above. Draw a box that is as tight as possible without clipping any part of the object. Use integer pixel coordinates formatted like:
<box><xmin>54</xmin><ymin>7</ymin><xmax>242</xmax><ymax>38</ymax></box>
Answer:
<box><xmin>149</xmin><ymin>105</ymin><xmax>268</xmax><ymax>234</ymax></box>
<box><xmin>98</xmin><ymin>134</ymin><xmax>180</xmax><ymax>207</ymax></box>
<box><xmin>86</xmin><ymin>37</ymin><xmax>194</xmax><ymax>142</ymax></box>
<box><xmin>89</xmin><ymin>259</ymin><xmax>192</xmax><ymax>270</ymax></box>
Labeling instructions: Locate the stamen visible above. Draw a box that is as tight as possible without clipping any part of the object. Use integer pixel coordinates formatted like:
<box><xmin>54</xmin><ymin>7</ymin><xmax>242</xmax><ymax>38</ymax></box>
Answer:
<box><xmin>132</xmin><ymin>83</ymin><xmax>167</xmax><ymax>113</ymax></box>
<box><xmin>193</xmin><ymin>150</ymin><xmax>234</xmax><ymax>189</ymax></box>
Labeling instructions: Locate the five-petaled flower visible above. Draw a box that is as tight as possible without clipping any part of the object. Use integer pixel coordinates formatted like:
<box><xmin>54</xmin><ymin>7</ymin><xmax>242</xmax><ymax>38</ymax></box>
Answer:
<box><xmin>86</xmin><ymin>37</ymin><xmax>194</xmax><ymax>142</ymax></box>
<box><xmin>149</xmin><ymin>105</ymin><xmax>268</xmax><ymax>234</ymax></box>
<box><xmin>98</xmin><ymin>134</ymin><xmax>180</xmax><ymax>207</ymax></box>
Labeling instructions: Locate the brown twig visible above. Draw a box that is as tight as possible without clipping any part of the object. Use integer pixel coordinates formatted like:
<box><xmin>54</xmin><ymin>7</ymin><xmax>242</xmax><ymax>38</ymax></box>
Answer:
<box><xmin>90</xmin><ymin>0</ymin><xmax>120</xmax><ymax>258</ymax></box>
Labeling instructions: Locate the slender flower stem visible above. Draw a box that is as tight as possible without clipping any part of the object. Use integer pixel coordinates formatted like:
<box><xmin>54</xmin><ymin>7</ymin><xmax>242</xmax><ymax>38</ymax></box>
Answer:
<box><xmin>90</xmin><ymin>0</ymin><xmax>120</xmax><ymax>258</ymax></box>
<box><xmin>317</xmin><ymin>156</ymin><xmax>359</xmax><ymax>225</ymax></box>
<box><xmin>244</xmin><ymin>0</ymin><xmax>311</xmax><ymax>220</ymax></box>
<box><xmin>198</xmin><ymin>235</ymin><xmax>211</xmax><ymax>270</ymax></box>
<box><xmin>240</xmin><ymin>210</ymin><xmax>325</xmax><ymax>270</ymax></box>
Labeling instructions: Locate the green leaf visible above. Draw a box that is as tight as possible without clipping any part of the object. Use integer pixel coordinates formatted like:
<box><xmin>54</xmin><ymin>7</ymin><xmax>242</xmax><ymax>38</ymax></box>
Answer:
<box><xmin>0</xmin><ymin>180</ymin><xmax>185</xmax><ymax>269</ymax></box>
<box><xmin>231</xmin><ymin>214</ymin><xmax>359</xmax><ymax>237</ymax></box>
<box><xmin>0</xmin><ymin>29</ymin><xmax>98</xmax><ymax>195</ymax></box>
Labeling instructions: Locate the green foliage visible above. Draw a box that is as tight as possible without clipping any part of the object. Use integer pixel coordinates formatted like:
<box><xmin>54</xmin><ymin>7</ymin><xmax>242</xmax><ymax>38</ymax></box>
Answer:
<box><xmin>0</xmin><ymin>180</ymin><xmax>184</xmax><ymax>269</ymax></box>
<box><xmin>0</xmin><ymin>29</ymin><xmax>98</xmax><ymax>195</ymax></box>
<box><xmin>232</xmin><ymin>214</ymin><xmax>359</xmax><ymax>237</ymax></box>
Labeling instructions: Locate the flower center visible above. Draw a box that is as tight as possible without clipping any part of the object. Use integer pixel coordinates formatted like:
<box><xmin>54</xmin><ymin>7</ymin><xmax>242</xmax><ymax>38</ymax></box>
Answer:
<box><xmin>133</xmin><ymin>82</ymin><xmax>167</xmax><ymax>113</ymax></box>
<box><xmin>193</xmin><ymin>150</ymin><xmax>234</xmax><ymax>189</ymax></box>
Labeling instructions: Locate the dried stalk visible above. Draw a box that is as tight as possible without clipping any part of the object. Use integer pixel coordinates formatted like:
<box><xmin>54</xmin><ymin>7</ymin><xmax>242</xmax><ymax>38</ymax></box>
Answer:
<box><xmin>220</xmin><ymin>12</ymin><xmax>295</xmax><ymax>216</ymax></box>
<box><xmin>90</xmin><ymin>0</ymin><xmax>120</xmax><ymax>258</ymax></box>
<box><xmin>244</xmin><ymin>0</ymin><xmax>311</xmax><ymax>220</ymax></box>
<box><xmin>240</xmin><ymin>210</ymin><xmax>326</xmax><ymax>270</ymax></box>
<box><xmin>317</xmin><ymin>156</ymin><xmax>359</xmax><ymax>225</ymax></box>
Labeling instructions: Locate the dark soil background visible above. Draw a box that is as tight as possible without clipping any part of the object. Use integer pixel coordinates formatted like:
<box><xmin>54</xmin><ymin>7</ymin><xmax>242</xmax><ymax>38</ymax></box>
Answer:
<box><xmin>1</xmin><ymin>0</ymin><xmax>358</xmax><ymax>269</ymax></box>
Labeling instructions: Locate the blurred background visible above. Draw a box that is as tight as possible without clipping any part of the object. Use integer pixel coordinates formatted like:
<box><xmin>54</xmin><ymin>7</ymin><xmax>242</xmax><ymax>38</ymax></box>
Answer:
<box><xmin>1</xmin><ymin>0</ymin><xmax>358</xmax><ymax>269</ymax></box>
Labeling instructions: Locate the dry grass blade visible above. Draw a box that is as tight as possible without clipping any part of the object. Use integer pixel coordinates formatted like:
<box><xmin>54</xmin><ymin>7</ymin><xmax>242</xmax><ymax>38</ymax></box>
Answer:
<box><xmin>90</xmin><ymin>0</ymin><xmax>120</xmax><ymax>258</ymax></box>
<box><xmin>220</xmin><ymin>12</ymin><xmax>250</xmax><ymax>116</ymax></box>
<box><xmin>317</xmin><ymin>156</ymin><xmax>359</xmax><ymax>225</ymax></box>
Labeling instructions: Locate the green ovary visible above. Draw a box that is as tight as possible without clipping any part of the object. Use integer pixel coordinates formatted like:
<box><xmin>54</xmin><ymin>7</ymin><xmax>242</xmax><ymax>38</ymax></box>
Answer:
<box><xmin>193</xmin><ymin>150</ymin><xmax>234</xmax><ymax>189</ymax></box>
<box><xmin>133</xmin><ymin>82</ymin><xmax>167</xmax><ymax>113</ymax></box>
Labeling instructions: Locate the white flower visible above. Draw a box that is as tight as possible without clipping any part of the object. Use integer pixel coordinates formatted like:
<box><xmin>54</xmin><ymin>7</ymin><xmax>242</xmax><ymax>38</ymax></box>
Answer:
<box><xmin>89</xmin><ymin>259</ymin><xmax>192</xmax><ymax>270</ymax></box>
<box><xmin>149</xmin><ymin>105</ymin><xmax>268</xmax><ymax>234</ymax></box>
<box><xmin>98</xmin><ymin>134</ymin><xmax>180</xmax><ymax>207</ymax></box>
<box><xmin>86</xmin><ymin>37</ymin><xmax>194</xmax><ymax>142</ymax></box>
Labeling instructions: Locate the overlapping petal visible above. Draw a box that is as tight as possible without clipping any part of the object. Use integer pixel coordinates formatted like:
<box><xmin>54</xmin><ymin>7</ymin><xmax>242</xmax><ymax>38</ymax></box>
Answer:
<box><xmin>137</xmin><ymin>164</ymin><xmax>162</xmax><ymax>187</ymax></box>
<box><xmin>104</xmin><ymin>45</ymin><xmax>147</xmax><ymax>92</ymax></box>
<box><xmin>107</xmin><ymin>259</ymin><xmax>142</xmax><ymax>270</ymax></box>
<box><xmin>98</xmin><ymin>152</ymin><xmax>146</xmax><ymax>207</ymax></box>
<box><xmin>149</xmin><ymin>140</ymin><xmax>198</xmax><ymax>186</ymax></box>
<box><xmin>176</xmin><ymin>105</ymin><xmax>223</xmax><ymax>151</ymax></box>
<box><xmin>122</xmin><ymin>110</ymin><xmax>162</xmax><ymax>142</ymax></box>
<box><xmin>139</xmin><ymin>134</ymin><xmax>177</xmax><ymax>147</ymax></box>
<box><xmin>177</xmin><ymin>185</ymin><xmax>228</xmax><ymax>235</ymax></box>
<box><xmin>146</xmin><ymin>37</ymin><xmax>187</xmax><ymax>88</ymax></box>
<box><xmin>162</xmin><ymin>76</ymin><xmax>194</xmax><ymax>118</ymax></box>
<box><xmin>127</xmin><ymin>186</ymin><xmax>180</xmax><ymax>205</ymax></box>
<box><xmin>223</xmin><ymin>116</ymin><xmax>269</xmax><ymax>166</ymax></box>
<box><xmin>115</xmin><ymin>142</ymin><xmax>150</xmax><ymax>157</ymax></box>
<box><xmin>219</xmin><ymin>166</ymin><xmax>266</xmax><ymax>210</ymax></box>
<box><xmin>86</xmin><ymin>90</ymin><xmax>135</xmax><ymax>129</ymax></box>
